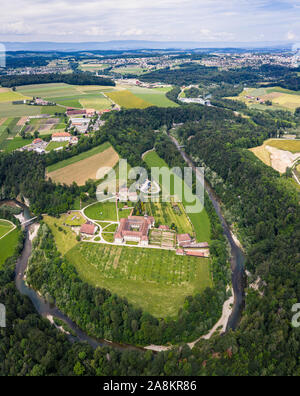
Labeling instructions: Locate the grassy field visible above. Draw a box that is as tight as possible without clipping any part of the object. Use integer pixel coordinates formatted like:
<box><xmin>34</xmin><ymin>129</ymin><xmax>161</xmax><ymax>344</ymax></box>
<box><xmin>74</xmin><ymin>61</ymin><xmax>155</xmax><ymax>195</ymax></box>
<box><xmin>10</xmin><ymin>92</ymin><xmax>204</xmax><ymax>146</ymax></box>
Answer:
<box><xmin>0</xmin><ymin>228</ymin><xmax>20</xmax><ymax>268</ymax></box>
<box><xmin>228</xmin><ymin>86</ymin><xmax>300</xmax><ymax>112</ymax></box>
<box><xmin>84</xmin><ymin>201</ymin><xmax>118</xmax><ymax>221</ymax></box>
<box><xmin>143</xmin><ymin>151</ymin><xmax>211</xmax><ymax>242</ymax></box>
<box><xmin>0</xmin><ymin>219</ymin><xmax>14</xmax><ymax>238</ymax></box>
<box><xmin>47</xmin><ymin>144</ymin><xmax>119</xmax><ymax>186</ymax></box>
<box><xmin>66</xmin><ymin>242</ymin><xmax>212</xmax><ymax>318</ymax></box>
<box><xmin>106</xmin><ymin>90</ymin><xmax>152</xmax><ymax>109</ymax></box>
<box><xmin>113</xmin><ymin>66</ymin><xmax>146</xmax><ymax>75</ymax></box>
<box><xmin>44</xmin><ymin>215</ymin><xmax>78</xmax><ymax>255</ymax></box>
<box><xmin>64</xmin><ymin>211</ymin><xmax>86</xmax><ymax>226</ymax></box>
<box><xmin>0</xmin><ymin>102</ymin><xmax>44</xmax><ymax>117</ymax></box>
<box><xmin>0</xmin><ymin>117</ymin><xmax>23</xmax><ymax>150</ymax></box>
<box><xmin>3</xmin><ymin>137</ymin><xmax>33</xmax><ymax>153</ymax></box>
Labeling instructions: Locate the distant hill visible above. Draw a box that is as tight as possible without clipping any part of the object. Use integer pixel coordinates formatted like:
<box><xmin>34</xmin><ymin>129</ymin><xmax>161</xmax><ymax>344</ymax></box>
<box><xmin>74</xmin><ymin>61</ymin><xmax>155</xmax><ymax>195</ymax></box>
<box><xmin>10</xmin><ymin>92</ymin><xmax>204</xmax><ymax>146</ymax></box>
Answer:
<box><xmin>3</xmin><ymin>40</ymin><xmax>293</xmax><ymax>52</ymax></box>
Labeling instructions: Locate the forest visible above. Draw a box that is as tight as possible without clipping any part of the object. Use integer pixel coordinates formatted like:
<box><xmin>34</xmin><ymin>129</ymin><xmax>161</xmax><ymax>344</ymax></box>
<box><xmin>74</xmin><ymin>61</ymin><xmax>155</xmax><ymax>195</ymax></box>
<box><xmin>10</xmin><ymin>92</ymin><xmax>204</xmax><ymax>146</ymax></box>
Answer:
<box><xmin>139</xmin><ymin>63</ymin><xmax>296</xmax><ymax>87</ymax></box>
<box><xmin>0</xmin><ymin>102</ymin><xmax>300</xmax><ymax>375</ymax></box>
<box><xmin>0</xmin><ymin>72</ymin><xmax>115</xmax><ymax>88</ymax></box>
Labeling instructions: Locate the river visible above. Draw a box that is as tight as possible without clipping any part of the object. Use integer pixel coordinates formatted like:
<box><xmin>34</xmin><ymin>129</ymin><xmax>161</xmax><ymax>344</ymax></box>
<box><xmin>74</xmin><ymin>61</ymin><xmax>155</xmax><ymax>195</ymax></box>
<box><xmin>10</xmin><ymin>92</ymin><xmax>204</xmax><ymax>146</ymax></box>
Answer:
<box><xmin>9</xmin><ymin>145</ymin><xmax>245</xmax><ymax>351</ymax></box>
<box><xmin>170</xmin><ymin>136</ymin><xmax>245</xmax><ymax>331</ymax></box>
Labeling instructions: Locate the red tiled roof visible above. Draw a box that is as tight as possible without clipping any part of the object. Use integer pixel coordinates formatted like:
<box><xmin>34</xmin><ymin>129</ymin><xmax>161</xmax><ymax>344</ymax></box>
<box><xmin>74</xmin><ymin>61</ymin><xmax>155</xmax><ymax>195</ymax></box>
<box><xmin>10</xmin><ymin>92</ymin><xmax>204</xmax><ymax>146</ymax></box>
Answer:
<box><xmin>80</xmin><ymin>223</ymin><xmax>96</xmax><ymax>235</ymax></box>
<box><xmin>177</xmin><ymin>234</ymin><xmax>192</xmax><ymax>245</ymax></box>
<box><xmin>52</xmin><ymin>132</ymin><xmax>71</xmax><ymax>138</ymax></box>
<box><xmin>114</xmin><ymin>216</ymin><xmax>154</xmax><ymax>242</ymax></box>
<box><xmin>159</xmin><ymin>225</ymin><xmax>170</xmax><ymax>230</ymax></box>
<box><xmin>185</xmin><ymin>251</ymin><xmax>205</xmax><ymax>257</ymax></box>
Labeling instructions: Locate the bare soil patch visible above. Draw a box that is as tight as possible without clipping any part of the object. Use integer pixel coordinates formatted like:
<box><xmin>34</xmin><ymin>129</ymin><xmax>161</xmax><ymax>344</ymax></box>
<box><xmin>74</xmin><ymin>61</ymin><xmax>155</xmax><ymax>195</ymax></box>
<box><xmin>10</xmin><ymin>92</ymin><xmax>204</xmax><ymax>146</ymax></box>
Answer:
<box><xmin>47</xmin><ymin>146</ymin><xmax>119</xmax><ymax>186</ymax></box>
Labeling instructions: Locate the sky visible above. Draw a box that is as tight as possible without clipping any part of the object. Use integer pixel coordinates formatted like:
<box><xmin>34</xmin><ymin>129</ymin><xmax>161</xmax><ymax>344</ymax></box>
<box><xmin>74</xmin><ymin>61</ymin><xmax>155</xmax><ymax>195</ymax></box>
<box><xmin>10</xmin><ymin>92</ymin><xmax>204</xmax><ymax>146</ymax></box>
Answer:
<box><xmin>0</xmin><ymin>0</ymin><xmax>300</xmax><ymax>43</ymax></box>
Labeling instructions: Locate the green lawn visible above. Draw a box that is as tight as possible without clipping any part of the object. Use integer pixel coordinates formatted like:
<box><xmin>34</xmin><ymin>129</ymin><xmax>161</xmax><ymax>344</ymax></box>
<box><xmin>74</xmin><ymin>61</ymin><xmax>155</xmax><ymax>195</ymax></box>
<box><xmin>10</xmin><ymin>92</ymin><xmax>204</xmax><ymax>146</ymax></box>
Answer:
<box><xmin>0</xmin><ymin>228</ymin><xmax>20</xmax><ymax>268</ymax></box>
<box><xmin>144</xmin><ymin>151</ymin><xmax>211</xmax><ymax>242</ymax></box>
<box><xmin>84</xmin><ymin>201</ymin><xmax>118</xmax><ymax>221</ymax></box>
<box><xmin>46</xmin><ymin>141</ymin><xmax>69</xmax><ymax>152</ymax></box>
<box><xmin>66</xmin><ymin>242</ymin><xmax>212</xmax><ymax>318</ymax></box>
<box><xmin>46</xmin><ymin>142</ymin><xmax>111</xmax><ymax>173</ymax></box>
<box><xmin>0</xmin><ymin>220</ymin><xmax>14</xmax><ymax>238</ymax></box>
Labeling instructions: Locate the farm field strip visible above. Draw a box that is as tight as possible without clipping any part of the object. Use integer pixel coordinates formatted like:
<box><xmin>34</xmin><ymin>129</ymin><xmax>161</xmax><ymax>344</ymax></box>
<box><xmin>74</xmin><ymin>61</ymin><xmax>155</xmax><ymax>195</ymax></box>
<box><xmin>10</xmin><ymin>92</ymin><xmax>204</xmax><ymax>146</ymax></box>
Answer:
<box><xmin>47</xmin><ymin>145</ymin><xmax>119</xmax><ymax>186</ymax></box>
<box><xmin>106</xmin><ymin>90</ymin><xmax>152</xmax><ymax>109</ymax></box>
<box><xmin>228</xmin><ymin>86</ymin><xmax>300</xmax><ymax>111</ymax></box>
<box><xmin>46</xmin><ymin>142</ymin><xmax>111</xmax><ymax>173</ymax></box>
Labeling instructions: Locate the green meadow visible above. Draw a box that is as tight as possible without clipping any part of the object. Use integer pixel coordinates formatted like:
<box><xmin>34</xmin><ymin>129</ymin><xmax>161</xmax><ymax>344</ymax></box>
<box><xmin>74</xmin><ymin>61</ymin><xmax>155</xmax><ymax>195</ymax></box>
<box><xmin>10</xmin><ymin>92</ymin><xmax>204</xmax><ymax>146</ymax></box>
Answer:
<box><xmin>0</xmin><ymin>228</ymin><xmax>20</xmax><ymax>268</ymax></box>
<box><xmin>66</xmin><ymin>242</ymin><xmax>212</xmax><ymax>318</ymax></box>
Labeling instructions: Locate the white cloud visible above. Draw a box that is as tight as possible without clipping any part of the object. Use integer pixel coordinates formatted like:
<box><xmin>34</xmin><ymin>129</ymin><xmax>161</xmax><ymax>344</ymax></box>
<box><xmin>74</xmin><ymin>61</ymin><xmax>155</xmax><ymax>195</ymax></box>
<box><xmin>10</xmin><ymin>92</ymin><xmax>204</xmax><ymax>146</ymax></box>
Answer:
<box><xmin>0</xmin><ymin>0</ymin><xmax>299</xmax><ymax>42</ymax></box>
<box><xmin>84</xmin><ymin>27</ymin><xmax>105</xmax><ymax>36</ymax></box>
<box><xmin>287</xmin><ymin>31</ymin><xmax>296</xmax><ymax>40</ymax></box>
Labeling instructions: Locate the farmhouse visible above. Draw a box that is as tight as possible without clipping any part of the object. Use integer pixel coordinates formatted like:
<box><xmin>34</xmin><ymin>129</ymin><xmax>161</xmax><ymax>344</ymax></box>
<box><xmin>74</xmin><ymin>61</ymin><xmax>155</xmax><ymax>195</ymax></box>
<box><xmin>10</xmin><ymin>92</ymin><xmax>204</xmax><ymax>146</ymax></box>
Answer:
<box><xmin>86</xmin><ymin>108</ymin><xmax>96</xmax><ymax>117</ymax></box>
<box><xmin>80</xmin><ymin>222</ymin><xmax>98</xmax><ymax>236</ymax></box>
<box><xmin>52</xmin><ymin>132</ymin><xmax>71</xmax><ymax>142</ymax></box>
<box><xmin>114</xmin><ymin>215</ymin><xmax>155</xmax><ymax>246</ymax></box>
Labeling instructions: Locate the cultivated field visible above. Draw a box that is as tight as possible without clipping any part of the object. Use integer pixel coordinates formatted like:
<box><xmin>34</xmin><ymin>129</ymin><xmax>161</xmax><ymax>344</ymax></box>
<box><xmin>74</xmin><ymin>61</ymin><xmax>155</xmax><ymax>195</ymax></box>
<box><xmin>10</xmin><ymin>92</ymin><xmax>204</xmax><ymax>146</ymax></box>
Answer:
<box><xmin>47</xmin><ymin>144</ymin><xmax>119</xmax><ymax>186</ymax></box>
<box><xmin>106</xmin><ymin>89</ymin><xmax>152</xmax><ymax>109</ymax></box>
<box><xmin>17</xmin><ymin>83</ymin><xmax>114</xmax><ymax>111</ymax></box>
<box><xmin>143</xmin><ymin>151</ymin><xmax>211</xmax><ymax>242</ymax></box>
<box><xmin>66</xmin><ymin>242</ymin><xmax>212</xmax><ymax>318</ymax></box>
<box><xmin>0</xmin><ymin>88</ymin><xmax>30</xmax><ymax>103</ymax></box>
<box><xmin>129</xmin><ymin>86</ymin><xmax>178</xmax><ymax>107</ymax></box>
<box><xmin>228</xmin><ymin>86</ymin><xmax>300</xmax><ymax>112</ymax></box>
<box><xmin>47</xmin><ymin>142</ymin><xmax>111</xmax><ymax>173</ymax></box>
